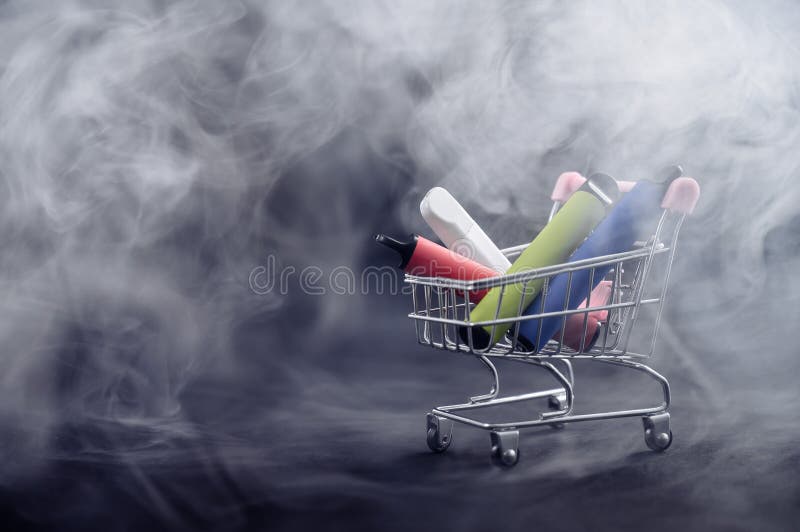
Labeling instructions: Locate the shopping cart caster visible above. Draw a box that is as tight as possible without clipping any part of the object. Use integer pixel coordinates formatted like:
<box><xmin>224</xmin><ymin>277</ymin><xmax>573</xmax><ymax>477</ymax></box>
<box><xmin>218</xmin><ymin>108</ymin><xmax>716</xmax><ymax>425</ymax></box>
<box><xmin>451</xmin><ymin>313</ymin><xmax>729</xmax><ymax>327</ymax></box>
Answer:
<box><xmin>548</xmin><ymin>391</ymin><xmax>567</xmax><ymax>410</ymax></box>
<box><xmin>426</xmin><ymin>413</ymin><xmax>453</xmax><ymax>453</ymax></box>
<box><xmin>547</xmin><ymin>391</ymin><xmax>567</xmax><ymax>430</ymax></box>
<box><xmin>643</xmin><ymin>413</ymin><xmax>673</xmax><ymax>452</ymax></box>
<box><xmin>490</xmin><ymin>430</ymin><xmax>519</xmax><ymax>467</ymax></box>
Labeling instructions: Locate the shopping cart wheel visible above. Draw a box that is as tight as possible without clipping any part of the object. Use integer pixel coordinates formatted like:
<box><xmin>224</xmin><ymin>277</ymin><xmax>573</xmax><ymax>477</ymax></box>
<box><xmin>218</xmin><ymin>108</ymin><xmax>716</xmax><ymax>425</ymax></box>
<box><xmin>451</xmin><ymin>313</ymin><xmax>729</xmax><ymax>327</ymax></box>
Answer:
<box><xmin>547</xmin><ymin>391</ymin><xmax>568</xmax><ymax>429</ymax></box>
<box><xmin>426</xmin><ymin>413</ymin><xmax>453</xmax><ymax>453</ymax></box>
<box><xmin>547</xmin><ymin>391</ymin><xmax>567</xmax><ymax>411</ymax></box>
<box><xmin>490</xmin><ymin>430</ymin><xmax>520</xmax><ymax>467</ymax></box>
<box><xmin>642</xmin><ymin>413</ymin><xmax>672</xmax><ymax>452</ymax></box>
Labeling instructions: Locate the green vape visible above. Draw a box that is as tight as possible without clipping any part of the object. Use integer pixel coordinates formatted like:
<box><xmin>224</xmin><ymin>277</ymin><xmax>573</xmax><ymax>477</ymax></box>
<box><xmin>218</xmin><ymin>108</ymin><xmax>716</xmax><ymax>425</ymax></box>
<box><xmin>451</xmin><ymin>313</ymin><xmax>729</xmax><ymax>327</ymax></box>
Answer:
<box><xmin>461</xmin><ymin>173</ymin><xmax>619</xmax><ymax>348</ymax></box>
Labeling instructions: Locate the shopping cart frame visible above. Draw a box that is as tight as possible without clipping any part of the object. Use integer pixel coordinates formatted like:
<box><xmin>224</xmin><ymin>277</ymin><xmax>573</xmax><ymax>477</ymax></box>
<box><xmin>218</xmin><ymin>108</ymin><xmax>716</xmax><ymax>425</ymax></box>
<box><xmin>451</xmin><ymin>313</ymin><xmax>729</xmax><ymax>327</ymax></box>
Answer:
<box><xmin>406</xmin><ymin>173</ymin><xmax>700</xmax><ymax>466</ymax></box>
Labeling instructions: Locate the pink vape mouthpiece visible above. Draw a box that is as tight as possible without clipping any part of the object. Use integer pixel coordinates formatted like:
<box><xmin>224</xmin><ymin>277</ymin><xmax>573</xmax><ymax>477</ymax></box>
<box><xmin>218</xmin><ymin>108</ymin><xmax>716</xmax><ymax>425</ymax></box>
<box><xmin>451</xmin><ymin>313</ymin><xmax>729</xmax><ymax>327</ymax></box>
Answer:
<box><xmin>559</xmin><ymin>280</ymin><xmax>612</xmax><ymax>351</ymax></box>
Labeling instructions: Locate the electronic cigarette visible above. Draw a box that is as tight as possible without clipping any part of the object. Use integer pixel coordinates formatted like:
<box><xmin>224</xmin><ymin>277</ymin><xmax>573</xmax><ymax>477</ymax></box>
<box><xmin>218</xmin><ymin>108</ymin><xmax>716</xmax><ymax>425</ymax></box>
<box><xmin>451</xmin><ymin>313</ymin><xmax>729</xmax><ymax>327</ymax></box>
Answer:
<box><xmin>517</xmin><ymin>166</ymin><xmax>683</xmax><ymax>352</ymax></box>
<box><xmin>420</xmin><ymin>187</ymin><xmax>512</xmax><ymax>273</ymax></box>
<box><xmin>559</xmin><ymin>281</ymin><xmax>612</xmax><ymax>351</ymax></box>
<box><xmin>374</xmin><ymin>233</ymin><xmax>498</xmax><ymax>303</ymax></box>
<box><xmin>460</xmin><ymin>173</ymin><xmax>619</xmax><ymax>349</ymax></box>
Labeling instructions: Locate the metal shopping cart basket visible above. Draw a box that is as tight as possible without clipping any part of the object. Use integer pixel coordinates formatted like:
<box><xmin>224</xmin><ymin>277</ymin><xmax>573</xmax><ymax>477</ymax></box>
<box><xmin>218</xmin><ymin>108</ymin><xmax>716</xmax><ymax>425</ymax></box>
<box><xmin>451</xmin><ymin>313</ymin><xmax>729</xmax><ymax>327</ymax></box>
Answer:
<box><xmin>406</xmin><ymin>173</ymin><xmax>700</xmax><ymax>466</ymax></box>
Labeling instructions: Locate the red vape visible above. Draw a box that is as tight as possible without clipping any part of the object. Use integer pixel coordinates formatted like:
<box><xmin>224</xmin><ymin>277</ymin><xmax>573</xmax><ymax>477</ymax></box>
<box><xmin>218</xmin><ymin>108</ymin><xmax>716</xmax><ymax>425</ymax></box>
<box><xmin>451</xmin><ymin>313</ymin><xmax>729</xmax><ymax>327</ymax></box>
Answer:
<box><xmin>375</xmin><ymin>234</ymin><xmax>497</xmax><ymax>302</ymax></box>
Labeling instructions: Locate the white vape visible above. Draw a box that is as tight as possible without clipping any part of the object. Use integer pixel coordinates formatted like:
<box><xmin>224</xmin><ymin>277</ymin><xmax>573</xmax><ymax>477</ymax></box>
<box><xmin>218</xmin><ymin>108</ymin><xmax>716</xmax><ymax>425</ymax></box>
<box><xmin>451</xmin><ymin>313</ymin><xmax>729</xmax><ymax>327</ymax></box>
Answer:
<box><xmin>420</xmin><ymin>187</ymin><xmax>511</xmax><ymax>273</ymax></box>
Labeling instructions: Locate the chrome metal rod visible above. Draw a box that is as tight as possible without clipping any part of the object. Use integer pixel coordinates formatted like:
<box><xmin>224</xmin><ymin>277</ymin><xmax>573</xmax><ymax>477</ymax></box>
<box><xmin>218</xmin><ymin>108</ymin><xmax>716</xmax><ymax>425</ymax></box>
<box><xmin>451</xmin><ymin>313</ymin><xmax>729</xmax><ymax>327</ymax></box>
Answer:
<box><xmin>438</xmin><ymin>388</ymin><xmax>565</xmax><ymax>412</ymax></box>
<box><xmin>432</xmin><ymin>404</ymin><xmax>669</xmax><ymax>431</ymax></box>
<box><xmin>406</xmin><ymin>246</ymin><xmax>671</xmax><ymax>292</ymax></box>
<box><xmin>407</xmin><ymin>298</ymin><xmax>661</xmax><ymax>328</ymax></box>
<box><xmin>649</xmin><ymin>214</ymin><xmax>685</xmax><ymax>356</ymax></box>
<box><xmin>469</xmin><ymin>355</ymin><xmax>500</xmax><ymax>403</ymax></box>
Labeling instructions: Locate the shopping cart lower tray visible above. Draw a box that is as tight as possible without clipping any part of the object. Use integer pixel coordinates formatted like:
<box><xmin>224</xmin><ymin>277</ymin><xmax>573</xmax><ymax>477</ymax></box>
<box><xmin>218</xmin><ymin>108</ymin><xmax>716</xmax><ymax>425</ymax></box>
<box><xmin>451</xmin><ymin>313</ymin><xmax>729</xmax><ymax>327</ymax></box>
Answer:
<box><xmin>405</xmin><ymin>173</ymin><xmax>699</xmax><ymax>466</ymax></box>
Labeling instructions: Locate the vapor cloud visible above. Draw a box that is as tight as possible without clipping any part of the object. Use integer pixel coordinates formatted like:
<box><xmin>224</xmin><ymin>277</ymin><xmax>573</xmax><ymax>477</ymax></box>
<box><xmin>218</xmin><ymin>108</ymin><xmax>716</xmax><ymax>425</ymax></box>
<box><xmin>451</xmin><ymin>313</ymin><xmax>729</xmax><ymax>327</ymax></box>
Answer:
<box><xmin>0</xmin><ymin>0</ymin><xmax>798</xmax><ymax>528</ymax></box>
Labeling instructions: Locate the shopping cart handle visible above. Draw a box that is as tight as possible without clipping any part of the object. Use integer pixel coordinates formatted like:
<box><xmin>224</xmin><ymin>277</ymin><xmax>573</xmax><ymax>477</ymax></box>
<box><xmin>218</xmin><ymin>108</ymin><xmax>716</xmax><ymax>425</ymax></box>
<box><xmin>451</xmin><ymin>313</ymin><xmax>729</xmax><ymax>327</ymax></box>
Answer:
<box><xmin>661</xmin><ymin>177</ymin><xmax>700</xmax><ymax>215</ymax></box>
<box><xmin>551</xmin><ymin>172</ymin><xmax>635</xmax><ymax>203</ymax></box>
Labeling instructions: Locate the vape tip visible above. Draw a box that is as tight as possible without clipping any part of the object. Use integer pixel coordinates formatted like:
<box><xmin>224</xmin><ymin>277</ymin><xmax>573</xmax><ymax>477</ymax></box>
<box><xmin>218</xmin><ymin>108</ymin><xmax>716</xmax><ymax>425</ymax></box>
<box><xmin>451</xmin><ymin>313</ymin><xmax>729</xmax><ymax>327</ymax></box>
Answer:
<box><xmin>586</xmin><ymin>172</ymin><xmax>621</xmax><ymax>205</ymax></box>
<box><xmin>654</xmin><ymin>164</ymin><xmax>684</xmax><ymax>184</ymax></box>
<box><xmin>374</xmin><ymin>233</ymin><xmax>417</xmax><ymax>269</ymax></box>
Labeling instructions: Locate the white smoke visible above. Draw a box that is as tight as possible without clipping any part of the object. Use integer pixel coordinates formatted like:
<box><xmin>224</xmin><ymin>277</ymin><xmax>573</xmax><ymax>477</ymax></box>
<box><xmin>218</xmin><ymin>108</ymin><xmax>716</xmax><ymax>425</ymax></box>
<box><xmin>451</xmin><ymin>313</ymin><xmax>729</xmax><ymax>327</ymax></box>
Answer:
<box><xmin>0</xmin><ymin>0</ymin><xmax>798</xmax><ymax>527</ymax></box>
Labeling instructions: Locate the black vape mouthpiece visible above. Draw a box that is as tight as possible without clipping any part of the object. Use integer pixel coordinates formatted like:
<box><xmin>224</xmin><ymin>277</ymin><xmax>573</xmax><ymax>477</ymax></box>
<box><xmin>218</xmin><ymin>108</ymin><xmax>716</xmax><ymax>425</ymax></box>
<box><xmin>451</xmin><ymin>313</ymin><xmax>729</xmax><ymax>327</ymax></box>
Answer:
<box><xmin>374</xmin><ymin>233</ymin><xmax>417</xmax><ymax>269</ymax></box>
<box><xmin>653</xmin><ymin>164</ymin><xmax>683</xmax><ymax>184</ymax></box>
<box><xmin>584</xmin><ymin>172</ymin><xmax>620</xmax><ymax>207</ymax></box>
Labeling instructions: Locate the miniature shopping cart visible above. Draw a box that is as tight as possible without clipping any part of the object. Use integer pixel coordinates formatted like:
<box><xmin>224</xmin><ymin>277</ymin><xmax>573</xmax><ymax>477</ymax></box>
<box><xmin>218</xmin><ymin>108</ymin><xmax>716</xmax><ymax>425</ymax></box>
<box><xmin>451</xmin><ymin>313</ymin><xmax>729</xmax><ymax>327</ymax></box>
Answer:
<box><xmin>406</xmin><ymin>173</ymin><xmax>700</xmax><ymax>466</ymax></box>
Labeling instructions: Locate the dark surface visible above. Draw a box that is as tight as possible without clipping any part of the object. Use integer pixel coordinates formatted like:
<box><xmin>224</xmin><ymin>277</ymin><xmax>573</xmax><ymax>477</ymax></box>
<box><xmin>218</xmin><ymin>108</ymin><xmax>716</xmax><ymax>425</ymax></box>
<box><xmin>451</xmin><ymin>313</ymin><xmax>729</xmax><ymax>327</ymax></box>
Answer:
<box><xmin>2</xmin><ymin>309</ymin><xmax>799</xmax><ymax>532</ymax></box>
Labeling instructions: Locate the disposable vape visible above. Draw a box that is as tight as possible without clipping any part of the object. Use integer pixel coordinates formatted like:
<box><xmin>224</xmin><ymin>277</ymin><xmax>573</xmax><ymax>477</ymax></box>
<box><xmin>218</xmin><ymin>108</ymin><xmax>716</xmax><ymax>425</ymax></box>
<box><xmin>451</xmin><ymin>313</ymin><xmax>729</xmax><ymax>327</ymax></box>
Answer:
<box><xmin>517</xmin><ymin>166</ymin><xmax>683</xmax><ymax>352</ymax></box>
<box><xmin>420</xmin><ymin>187</ymin><xmax>512</xmax><ymax>273</ymax></box>
<box><xmin>559</xmin><ymin>281</ymin><xmax>612</xmax><ymax>351</ymax></box>
<box><xmin>460</xmin><ymin>173</ymin><xmax>619</xmax><ymax>349</ymax></box>
<box><xmin>374</xmin><ymin>233</ymin><xmax>498</xmax><ymax>302</ymax></box>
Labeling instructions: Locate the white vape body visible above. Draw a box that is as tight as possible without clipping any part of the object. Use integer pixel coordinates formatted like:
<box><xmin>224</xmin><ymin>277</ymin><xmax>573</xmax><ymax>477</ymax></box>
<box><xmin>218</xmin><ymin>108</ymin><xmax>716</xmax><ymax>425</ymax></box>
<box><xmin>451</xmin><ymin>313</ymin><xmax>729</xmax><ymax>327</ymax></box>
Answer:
<box><xmin>420</xmin><ymin>187</ymin><xmax>511</xmax><ymax>273</ymax></box>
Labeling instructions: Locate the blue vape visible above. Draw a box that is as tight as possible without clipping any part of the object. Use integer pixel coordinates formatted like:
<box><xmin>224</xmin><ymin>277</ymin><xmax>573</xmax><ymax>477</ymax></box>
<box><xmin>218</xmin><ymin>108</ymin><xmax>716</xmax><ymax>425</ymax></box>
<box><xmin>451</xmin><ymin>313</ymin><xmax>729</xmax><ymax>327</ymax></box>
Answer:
<box><xmin>516</xmin><ymin>166</ymin><xmax>682</xmax><ymax>352</ymax></box>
